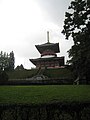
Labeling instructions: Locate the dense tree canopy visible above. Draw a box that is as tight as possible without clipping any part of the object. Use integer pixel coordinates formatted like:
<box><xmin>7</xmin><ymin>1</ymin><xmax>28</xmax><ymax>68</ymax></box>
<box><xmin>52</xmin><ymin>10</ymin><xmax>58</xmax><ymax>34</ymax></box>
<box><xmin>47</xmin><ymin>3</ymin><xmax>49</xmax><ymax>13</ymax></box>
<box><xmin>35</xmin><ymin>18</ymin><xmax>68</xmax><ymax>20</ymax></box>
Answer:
<box><xmin>0</xmin><ymin>51</ymin><xmax>15</xmax><ymax>71</ymax></box>
<box><xmin>62</xmin><ymin>0</ymin><xmax>90</xmax><ymax>83</ymax></box>
<box><xmin>0</xmin><ymin>51</ymin><xmax>15</xmax><ymax>82</ymax></box>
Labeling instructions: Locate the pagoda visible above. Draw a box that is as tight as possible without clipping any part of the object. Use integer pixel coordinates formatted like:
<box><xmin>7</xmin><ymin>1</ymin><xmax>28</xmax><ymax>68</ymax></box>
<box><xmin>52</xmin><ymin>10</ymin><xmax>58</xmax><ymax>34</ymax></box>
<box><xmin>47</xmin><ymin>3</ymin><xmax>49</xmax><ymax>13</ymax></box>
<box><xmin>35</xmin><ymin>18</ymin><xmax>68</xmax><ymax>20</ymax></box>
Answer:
<box><xmin>30</xmin><ymin>32</ymin><xmax>65</xmax><ymax>68</ymax></box>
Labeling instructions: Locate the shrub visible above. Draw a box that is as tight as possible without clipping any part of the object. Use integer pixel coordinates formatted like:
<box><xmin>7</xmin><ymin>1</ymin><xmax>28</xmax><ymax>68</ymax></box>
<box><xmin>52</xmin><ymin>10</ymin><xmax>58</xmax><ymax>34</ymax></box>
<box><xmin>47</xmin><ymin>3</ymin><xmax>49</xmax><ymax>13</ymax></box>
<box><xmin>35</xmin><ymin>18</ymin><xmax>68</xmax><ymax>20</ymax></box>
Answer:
<box><xmin>0</xmin><ymin>70</ymin><xmax>9</xmax><ymax>83</ymax></box>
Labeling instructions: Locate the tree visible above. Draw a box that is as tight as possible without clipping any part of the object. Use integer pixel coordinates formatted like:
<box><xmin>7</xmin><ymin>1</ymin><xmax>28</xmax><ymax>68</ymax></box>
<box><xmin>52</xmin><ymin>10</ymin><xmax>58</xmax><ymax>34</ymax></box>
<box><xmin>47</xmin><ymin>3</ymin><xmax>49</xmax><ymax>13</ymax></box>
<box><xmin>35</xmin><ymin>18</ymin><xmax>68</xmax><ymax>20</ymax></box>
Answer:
<box><xmin>0</xmin><ymin>51</ymin><xmax>15</xmax><ymax>71</ymax></box>
<box><xmin>0</xmin><ymin>70</ymin><xmax>9</xmax><ymax>82</ymax></box>
<box><xmin>9</xmin><ymin>51</ymin><xmax>15</xmax><ymax>70</ymax></box>
<box><xmin>15</xmin><ymin>64</ymin><xmax>24</xmax><ymax>70</ymax></box>
<box><xmin>62</xmin><ymin>0</ymin><xmax>90</xmax><ymax>83</ymax></box>
<box><xmin>0</xmin><ymin>51</ymin><xmax>9</xmax><ymax>71</ymax></box>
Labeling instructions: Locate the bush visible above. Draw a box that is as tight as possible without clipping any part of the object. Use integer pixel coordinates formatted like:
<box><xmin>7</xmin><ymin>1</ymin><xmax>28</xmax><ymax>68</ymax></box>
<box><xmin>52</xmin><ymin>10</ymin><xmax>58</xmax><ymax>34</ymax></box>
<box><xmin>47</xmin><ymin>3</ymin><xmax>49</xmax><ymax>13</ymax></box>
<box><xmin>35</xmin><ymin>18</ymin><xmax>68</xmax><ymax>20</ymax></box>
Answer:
<box><xmin>0</xmin><ymin>70</ymin><xmax>9</xmax><ymax>83</ymax></box>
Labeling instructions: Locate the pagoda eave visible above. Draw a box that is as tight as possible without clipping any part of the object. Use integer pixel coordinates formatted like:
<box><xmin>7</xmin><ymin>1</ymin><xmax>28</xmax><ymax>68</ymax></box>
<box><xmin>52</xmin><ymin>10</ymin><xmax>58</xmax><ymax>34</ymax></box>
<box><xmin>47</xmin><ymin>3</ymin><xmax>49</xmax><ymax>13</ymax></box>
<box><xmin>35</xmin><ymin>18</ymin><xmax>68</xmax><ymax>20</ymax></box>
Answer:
<box><xmin>30</xmin><ymin>57</ymin><xmax>64</xmax><ymax>68</ymax></box>
<box><xmin>35</xmin><ymin>43</ymin><xmax>60</xmax><ymax>54</ymax></box>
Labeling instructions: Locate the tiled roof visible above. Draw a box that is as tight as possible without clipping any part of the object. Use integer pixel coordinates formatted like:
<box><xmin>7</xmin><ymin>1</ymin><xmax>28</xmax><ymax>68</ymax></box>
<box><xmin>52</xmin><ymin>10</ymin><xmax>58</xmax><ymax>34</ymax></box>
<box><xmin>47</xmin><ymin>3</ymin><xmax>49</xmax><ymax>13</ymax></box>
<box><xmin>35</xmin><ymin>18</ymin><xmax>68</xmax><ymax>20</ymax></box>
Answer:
<box><xmin>35</xmin><ymin>42</ymin><xmax>60</xmax><ymax>54</ymax></box>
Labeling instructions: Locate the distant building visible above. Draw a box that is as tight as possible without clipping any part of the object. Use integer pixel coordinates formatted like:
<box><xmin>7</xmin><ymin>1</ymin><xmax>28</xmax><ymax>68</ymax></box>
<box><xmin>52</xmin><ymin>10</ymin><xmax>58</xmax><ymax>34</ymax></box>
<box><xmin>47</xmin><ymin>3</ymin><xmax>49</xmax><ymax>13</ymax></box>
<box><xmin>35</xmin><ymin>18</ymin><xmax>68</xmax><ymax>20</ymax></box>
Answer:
<box><xmin>30</xmin><ymin>32</ymin><xmax>65</xmax><ymax>68</ymax></box>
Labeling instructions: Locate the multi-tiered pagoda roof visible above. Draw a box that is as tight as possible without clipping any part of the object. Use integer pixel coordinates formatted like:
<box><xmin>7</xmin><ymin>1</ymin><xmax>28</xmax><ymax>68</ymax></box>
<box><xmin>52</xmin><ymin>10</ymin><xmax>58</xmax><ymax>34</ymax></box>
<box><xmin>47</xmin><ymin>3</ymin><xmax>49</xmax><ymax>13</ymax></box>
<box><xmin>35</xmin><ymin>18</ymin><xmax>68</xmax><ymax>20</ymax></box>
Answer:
<box><xmin>30</xmin><ymin>32</ymin><xmax>64</xmax><ymax>68</ymax></box>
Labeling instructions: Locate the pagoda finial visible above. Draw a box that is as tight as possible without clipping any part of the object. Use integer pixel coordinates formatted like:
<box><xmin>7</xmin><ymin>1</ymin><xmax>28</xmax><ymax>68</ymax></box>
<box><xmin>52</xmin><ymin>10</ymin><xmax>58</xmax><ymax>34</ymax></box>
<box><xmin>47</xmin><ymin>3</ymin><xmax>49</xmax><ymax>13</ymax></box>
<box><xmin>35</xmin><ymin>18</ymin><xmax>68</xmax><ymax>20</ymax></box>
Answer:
<box><xmin>47</xmin><ymin>31</ymin><xmax>50</xmax><ymax>43</ymax></box>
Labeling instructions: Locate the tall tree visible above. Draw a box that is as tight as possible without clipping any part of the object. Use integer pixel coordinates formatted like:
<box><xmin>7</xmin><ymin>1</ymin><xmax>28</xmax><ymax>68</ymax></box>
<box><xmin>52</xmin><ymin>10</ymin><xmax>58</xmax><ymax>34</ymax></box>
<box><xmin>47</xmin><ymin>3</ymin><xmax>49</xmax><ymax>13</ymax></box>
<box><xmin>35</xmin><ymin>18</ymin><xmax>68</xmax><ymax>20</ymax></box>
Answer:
<box><xmin>62</xmin><ymin>0</ymin><xmax>90</xmax><ymax>83</ymax></box>
<box><xmin>9</xmin><ymin>51</ymin><xmax>15</xmax><ymax>70</ymax></box>
<box><xmin>0</xmin><ymin>51</ymin><xmax>15</xmax><ymax>71</ymax></box>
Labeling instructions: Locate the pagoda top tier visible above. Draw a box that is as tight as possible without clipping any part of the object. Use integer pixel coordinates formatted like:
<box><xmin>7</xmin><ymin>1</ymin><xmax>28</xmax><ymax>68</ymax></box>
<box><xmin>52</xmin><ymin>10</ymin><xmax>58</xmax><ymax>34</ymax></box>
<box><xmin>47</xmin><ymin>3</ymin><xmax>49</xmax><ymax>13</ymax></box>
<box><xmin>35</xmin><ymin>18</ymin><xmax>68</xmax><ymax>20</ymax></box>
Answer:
<box><xmin>35</xmin><ymin>31</ymin><xmax>60</xmax><ymax>54</ymax></box>
<box><xmin>35</xmin><ymin>42</ymin><xmax>60</xmax><ymax>54</ymax></box>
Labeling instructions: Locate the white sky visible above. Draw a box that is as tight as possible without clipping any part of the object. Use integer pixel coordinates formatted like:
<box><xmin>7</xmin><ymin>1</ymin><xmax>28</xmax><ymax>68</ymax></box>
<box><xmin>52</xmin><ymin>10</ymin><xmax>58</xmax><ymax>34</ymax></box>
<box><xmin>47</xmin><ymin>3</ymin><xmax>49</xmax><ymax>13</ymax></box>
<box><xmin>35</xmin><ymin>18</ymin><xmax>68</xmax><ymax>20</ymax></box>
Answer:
<box><xmin>0</xmin><ymin>0</ymin><xmax>73</xmax><ymax>69</ymax></box>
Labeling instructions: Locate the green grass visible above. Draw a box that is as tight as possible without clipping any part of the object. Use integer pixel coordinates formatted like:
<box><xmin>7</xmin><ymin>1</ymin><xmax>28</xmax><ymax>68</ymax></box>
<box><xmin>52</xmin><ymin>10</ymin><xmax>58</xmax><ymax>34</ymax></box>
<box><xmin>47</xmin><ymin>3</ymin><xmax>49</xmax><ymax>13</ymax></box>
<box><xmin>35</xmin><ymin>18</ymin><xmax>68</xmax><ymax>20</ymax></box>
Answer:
<box><xmin>0</xmin><ymin>85</ymin><xmax>90</xmax><ymax>105</ymax></box>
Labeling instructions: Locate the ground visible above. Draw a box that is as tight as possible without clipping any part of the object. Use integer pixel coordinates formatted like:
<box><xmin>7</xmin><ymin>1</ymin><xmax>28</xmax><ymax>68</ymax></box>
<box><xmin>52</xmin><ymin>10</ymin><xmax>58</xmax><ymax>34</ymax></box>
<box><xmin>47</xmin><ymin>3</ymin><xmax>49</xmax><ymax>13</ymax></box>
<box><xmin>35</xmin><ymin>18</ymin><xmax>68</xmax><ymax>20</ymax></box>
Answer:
<box><xmin>0</xmin><ymin>85</ymin><xmax>90</xmax><ymax>105</ymax></box>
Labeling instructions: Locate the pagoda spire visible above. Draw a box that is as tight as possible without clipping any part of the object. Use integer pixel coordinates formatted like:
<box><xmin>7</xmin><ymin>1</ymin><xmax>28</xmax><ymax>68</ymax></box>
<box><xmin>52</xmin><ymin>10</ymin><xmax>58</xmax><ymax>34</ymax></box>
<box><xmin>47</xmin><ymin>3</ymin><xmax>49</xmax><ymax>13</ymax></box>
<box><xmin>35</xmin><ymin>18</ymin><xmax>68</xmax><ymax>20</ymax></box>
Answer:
<box><xmin>47</xmin><ymin>31</ymin><xmax>50</xmax><ymax>43</ymax></box>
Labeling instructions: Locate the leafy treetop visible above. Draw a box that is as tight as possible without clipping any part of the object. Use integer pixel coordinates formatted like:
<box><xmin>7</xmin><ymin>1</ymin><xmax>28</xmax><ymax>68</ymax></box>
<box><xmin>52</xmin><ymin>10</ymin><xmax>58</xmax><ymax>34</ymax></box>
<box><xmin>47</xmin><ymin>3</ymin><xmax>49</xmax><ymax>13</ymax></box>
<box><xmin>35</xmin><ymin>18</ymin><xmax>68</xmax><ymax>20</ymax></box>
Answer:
<box><xmin>62</xmin><ymin>0</ymin><xmax>90</xmax><ymax>83</ymax></box>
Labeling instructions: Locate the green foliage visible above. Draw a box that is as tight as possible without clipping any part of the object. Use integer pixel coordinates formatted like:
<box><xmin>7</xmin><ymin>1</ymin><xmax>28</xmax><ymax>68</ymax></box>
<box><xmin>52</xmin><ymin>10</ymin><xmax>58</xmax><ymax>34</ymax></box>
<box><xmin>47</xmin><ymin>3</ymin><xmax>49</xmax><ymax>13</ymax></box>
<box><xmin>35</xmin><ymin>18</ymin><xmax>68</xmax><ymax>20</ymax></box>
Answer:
<box><xmin>62</xmin><ymin>0</ymin><xmax>90</xmax><ymax>82</ymax></box>
<box><xmin>15</xmin><ymin>64</ymin><xmax>24</xmax><ymax>70</ymax></box>
<box><xmin>0</xmin><ymin>85</ymin><xmax>90</xmax><ymax>104</ymax></box>
<box><xmin>0</xmin><ymin>70</ymin><xmax>9</xmax><ymax>82</ymax></box>
<box><xmin>1</xmin><ymin>108</ymin><xmax>16</xmax><ymax>120</ymax></box>
<box><xmin>0</xmin><ymin>51</ymin><xmax>15</xmax><ymax>71</ymax></box>
<box><xmin>0</xmin><ymin>104</ymin><xmax>90</xmax><ymax>120</ymax></box>
<box><xmin>81</xmin><ymin>107</ymin><xmax>90</xmax><ymax>120</ymax></box>
<box><xmin>44</xmin><ymin>68</ymin><xmax>73</xmax><ymax>79</ymax></box>
<box><xmin>7</xmin><ymin>69</ymin><xmax>38</xmax><ymax>79</ymax></box>
<box><xmin>7</xmin><ymin>68</ymin><xmax>73</xmax><ymax>79</ymax></box>
<box><xmin>9</xmin><ymin>51</ymin><xmax>15</xmax><ymax>70</ymax></box>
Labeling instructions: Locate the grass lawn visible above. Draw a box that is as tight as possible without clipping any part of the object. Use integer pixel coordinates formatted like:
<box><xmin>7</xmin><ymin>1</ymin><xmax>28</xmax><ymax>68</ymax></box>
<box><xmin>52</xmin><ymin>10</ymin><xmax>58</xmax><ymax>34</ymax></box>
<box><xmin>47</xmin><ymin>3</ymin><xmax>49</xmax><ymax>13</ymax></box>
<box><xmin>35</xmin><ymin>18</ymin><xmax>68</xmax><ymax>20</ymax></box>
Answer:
<box><xmin>0</xmin><ymin>85</ymin><xmax>90</xmax><ymax>105</ymax></box>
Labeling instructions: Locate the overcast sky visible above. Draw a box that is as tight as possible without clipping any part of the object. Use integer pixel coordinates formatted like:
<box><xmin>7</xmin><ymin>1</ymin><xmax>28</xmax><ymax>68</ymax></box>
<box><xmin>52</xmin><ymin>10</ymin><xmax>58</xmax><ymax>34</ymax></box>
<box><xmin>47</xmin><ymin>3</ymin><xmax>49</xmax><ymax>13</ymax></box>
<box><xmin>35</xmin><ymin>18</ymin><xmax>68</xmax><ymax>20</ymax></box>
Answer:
<box><xmin>0</xmin><ymin>0</ymin><xmax>73</xmax><ymax>69</ymax></box>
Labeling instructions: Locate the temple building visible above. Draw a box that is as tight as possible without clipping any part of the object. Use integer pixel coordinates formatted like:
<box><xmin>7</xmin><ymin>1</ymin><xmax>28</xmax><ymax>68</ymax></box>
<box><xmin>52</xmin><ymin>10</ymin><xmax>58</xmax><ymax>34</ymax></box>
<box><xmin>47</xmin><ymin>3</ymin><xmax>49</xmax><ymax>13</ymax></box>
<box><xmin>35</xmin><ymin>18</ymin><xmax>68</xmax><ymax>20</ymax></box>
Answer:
<box><xmin>30</xmin><ymin>32</ymin><xmax>65</xmax><ymax>68</ymax></box>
